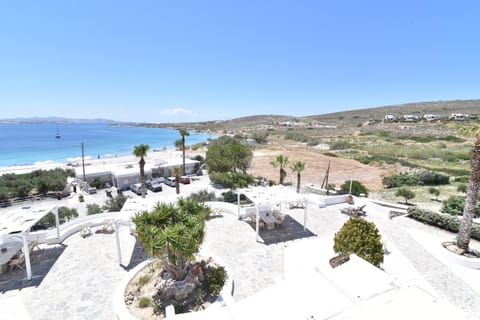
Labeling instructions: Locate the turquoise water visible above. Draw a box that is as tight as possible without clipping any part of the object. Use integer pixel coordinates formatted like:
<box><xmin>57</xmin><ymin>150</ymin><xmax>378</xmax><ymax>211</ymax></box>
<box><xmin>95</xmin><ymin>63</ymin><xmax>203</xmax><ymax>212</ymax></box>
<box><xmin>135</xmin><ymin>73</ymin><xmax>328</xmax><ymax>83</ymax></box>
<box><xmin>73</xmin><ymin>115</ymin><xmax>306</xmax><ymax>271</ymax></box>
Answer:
<box><xmin>0</xmin><ymin>123</ymin><xmax>211</xmax><ymax>167</ymax></box>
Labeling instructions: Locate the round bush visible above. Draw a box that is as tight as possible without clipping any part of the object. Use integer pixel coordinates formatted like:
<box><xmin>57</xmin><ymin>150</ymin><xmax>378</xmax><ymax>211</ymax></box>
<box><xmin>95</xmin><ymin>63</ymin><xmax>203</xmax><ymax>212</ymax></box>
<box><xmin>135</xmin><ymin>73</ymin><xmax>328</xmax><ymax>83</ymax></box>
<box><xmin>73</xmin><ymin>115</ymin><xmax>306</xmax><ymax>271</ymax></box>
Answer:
<box><xmin>333</xmin><ymin>218</ymin><xmax>384</xmax><ymax>267</ymax></box>
<box><xmin>205</xmin><ymin>266</ymin><xmax>227</xmax><ymax>297</ymax></box>
<box><xmin>340</xmin><ymin>180</ymin><xmax>369</xmax><ymax>197</ymax></box>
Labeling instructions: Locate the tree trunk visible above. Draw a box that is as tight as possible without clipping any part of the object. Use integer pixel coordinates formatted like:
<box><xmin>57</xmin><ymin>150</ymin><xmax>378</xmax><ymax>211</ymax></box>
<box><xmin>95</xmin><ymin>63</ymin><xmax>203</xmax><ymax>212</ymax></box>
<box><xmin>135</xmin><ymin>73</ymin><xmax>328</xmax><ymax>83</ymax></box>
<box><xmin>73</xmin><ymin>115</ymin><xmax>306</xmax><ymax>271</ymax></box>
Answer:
<box><xmin>182</xmin><ymin>137</ymin><xmax>186</xmax><ymax>176</ymax></box>
<box><xmin>140</xmin><ymin>157</ymin><xmax>146</xmax><ymax>198</ymax></box>
<box><xmin>457</xmin><ymin>138</ymin><xmax>480</xmax><ymax>250</ymax></box>
<box><xmin>175</xmin><ymin>176</ymin><xmax>180</xmax><ymax>195</ymax></box>
<box><xmin>296</xmin><ymin>172</ymin><xmax>301</xmax><ymax>193</ymax></box>
<box><xmin>280</xmin><ymin>168</ymin><xmax>286</xmax><ymax>185</ymax></box>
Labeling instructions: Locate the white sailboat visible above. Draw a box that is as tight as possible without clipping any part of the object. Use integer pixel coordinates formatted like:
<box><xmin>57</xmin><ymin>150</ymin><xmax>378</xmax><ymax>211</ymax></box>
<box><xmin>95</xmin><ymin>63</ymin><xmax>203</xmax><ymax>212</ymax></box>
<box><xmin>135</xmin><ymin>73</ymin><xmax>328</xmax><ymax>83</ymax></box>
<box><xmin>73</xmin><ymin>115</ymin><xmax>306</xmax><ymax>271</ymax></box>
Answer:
<box><xmin>55</xmin><ymin>124</ymin><xmax>61</xmax><ymax>139</ymax></box>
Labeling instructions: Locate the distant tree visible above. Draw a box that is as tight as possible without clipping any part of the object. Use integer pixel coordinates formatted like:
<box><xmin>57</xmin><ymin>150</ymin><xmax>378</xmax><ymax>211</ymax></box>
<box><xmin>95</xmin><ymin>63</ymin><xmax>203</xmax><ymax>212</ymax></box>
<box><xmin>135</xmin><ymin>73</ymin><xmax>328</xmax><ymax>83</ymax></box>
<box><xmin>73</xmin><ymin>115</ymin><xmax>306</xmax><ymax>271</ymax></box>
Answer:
<box><xmin>291</xmin><ymin>161</ymin><xmax>306</xmax><ymax>193</ymax></box>
<box><xmin>334</xmin><ymin>218</ymin><xmax>384</xmax><ymax>267</ymax></box>
<box><xmin>206</xmin><ymin>136</ymin><xmax>253</xmax><ymax>174</ymax></box>
<box><xmin>179</xmin><ymin>129</ymin><xmax>190</xmax><ymax>175</ymax></box>
<box><xmin>251</xmin><ymin>132</ymin><xmax>268</xmax><ymax>144</ymax></box>
<box><xmin>428</xmin><ymin>187</ymin><xmax>441</xmax><ymax>201</ymax></box>
<box><xmin>271</xmin><ymin>155</ymin><xmax>289</xmax><ymax>185</ymax></box>
<box><xmin>396</xmin><ymin>188</ymin><xmax>415</xmax><ymax>204</ymax></box>
<box><xmin>133</xmin><ymin>144</ymin><xmax>150</xmax><ymax>198</ymax></box>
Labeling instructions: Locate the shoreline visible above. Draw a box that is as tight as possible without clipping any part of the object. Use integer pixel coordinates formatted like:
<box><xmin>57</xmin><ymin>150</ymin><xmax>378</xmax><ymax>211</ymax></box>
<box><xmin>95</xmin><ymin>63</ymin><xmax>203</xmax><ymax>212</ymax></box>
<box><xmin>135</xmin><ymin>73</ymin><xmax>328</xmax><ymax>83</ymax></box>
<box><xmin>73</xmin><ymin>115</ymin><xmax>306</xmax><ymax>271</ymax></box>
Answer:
<box><xmin>0</xmin><ymin>148</ymin><xmax>196</xmax><ymax>176</ymax></box>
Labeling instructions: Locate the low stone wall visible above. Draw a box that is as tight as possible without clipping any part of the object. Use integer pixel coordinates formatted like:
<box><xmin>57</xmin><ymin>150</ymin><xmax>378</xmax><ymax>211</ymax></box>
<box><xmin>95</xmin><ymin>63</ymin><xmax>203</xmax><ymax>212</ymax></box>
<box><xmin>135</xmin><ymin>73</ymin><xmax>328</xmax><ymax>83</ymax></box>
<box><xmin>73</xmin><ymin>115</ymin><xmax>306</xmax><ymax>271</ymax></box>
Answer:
<box><xmin>112</xmin><ymin>251</ymin><xmax>234</xmax><ymax>320</ymax></box>
<box><xmin>29</xmin><ymin>211</ymin><xmax>130</xmax><ymax>245</ymax></box>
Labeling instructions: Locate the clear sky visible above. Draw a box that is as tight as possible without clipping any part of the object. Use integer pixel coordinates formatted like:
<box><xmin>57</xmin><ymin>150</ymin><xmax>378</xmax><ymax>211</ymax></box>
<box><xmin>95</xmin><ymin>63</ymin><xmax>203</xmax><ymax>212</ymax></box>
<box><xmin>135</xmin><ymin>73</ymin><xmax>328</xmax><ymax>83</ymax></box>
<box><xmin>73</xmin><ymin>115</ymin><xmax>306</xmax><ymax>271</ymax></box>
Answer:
<box><xmin>1</xmin><ymin>1</ymin><xmax>479</xmax><ymax>123</ymax></box>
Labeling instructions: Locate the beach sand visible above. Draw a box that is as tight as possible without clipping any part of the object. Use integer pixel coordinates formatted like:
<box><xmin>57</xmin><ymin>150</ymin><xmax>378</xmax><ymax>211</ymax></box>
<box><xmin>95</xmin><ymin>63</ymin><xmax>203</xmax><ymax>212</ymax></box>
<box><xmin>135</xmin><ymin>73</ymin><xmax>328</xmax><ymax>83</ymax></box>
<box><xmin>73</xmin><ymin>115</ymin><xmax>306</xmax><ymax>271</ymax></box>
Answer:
<box><xmin>0</xmin><ymin>148</ymin><xmax>187</xmax><ymax>176</ymax></box>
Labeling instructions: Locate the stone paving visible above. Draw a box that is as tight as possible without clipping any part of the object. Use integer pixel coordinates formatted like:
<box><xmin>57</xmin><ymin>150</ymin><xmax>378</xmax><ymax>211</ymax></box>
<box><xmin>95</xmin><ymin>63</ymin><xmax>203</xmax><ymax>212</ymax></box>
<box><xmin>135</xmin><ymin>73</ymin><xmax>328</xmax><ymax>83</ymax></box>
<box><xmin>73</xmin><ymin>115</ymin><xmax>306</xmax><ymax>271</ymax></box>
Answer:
<box><xmin>1</xmin><ymin>193</ymin><xmax>479</xmax><ymax>319</ymax></box>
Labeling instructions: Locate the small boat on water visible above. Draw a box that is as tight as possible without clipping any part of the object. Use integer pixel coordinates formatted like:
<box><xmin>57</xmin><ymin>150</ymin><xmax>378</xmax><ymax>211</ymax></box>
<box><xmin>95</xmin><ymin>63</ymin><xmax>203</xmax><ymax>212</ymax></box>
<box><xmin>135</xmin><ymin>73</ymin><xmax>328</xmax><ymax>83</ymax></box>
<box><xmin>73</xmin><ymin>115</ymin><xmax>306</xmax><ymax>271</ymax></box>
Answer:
<box><xmin>55</xmin><ymin>124</ymin><xmax>61</xmax><ymax>139</ymax></box>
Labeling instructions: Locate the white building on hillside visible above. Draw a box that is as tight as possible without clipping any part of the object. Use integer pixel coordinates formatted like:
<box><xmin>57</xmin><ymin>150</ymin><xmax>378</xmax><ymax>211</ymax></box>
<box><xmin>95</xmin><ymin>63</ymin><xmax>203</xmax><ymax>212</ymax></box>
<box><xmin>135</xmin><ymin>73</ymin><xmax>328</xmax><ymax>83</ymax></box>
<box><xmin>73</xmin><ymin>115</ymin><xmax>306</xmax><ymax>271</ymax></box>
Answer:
<box><xmin>423</xmin><ymin>114</ymin><xmax>441</xmax><ymax>121</ymax></box>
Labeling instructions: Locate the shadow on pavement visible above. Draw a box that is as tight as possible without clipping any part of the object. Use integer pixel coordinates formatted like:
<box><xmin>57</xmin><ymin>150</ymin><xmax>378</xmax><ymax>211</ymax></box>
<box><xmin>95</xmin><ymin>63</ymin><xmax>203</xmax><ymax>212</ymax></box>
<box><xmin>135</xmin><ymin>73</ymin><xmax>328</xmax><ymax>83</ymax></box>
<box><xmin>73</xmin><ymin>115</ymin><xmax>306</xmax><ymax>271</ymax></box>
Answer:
<box><xmin>0</xmin><ymin>244</ymin><xmax>66</xmax><ymax>293</ymax></box>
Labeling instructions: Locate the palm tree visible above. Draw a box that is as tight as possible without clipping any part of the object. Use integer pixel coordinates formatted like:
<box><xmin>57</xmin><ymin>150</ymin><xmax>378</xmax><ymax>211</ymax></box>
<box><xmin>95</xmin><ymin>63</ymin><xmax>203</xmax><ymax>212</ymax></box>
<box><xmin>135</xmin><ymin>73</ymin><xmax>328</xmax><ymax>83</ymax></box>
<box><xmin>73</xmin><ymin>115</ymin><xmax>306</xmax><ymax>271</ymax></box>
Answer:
<box><xmin>457</xmin><ymin>126</ymin><xmax>480</xmax><ymax>251</ymax></box>
<box><xmin>172</xmin><ymin>166</ymin><xmax>182</xmax><ymax>195</ymax></box>
<box><xmin>133</xmin><ymin>144</ymin><xmax>150</xmax><ymax>198</ymax></box>
<box><xmin>291</xmin><ymin>161</ymin><xmax>306</xmax><ymax>193</ymax></box>
<box><xmin>271</xmin><ymin>155</ymin><xmax>289</xmax><ymax>185</ymax></box>
<box><xmin>179</xmin><ymin>129</ymin><xmax>190</xmax><ymax>176</ymax></box>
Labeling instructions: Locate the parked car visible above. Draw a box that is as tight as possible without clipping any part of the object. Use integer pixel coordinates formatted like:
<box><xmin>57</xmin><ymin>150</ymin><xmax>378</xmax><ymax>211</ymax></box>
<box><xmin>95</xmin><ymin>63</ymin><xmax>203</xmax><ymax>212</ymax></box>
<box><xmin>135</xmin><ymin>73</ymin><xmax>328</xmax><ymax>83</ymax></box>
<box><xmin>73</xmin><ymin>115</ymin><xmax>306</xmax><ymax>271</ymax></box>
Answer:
<box><xmin>147</xmin><ymin>178</ymin><xmax>163</xmax><ymax>192</ymax></box>
<box><xmin>86</xmin><ymin>187</ymin><xmax>97</xmax><ymax>194</ymax></box>
<box><xmin>180</xmin><ymin>176</ymin><xmax>191</xmax><ymax>184</ymax></box>
<box><xmin>164</xmin><ymin>177</ymin><xmax>176</xmax><ymax>187</ymax></box>
<box><xmin>130</xmin><ymin>183</ymin><xmax>147</xmax><ymax>195</ymax></box>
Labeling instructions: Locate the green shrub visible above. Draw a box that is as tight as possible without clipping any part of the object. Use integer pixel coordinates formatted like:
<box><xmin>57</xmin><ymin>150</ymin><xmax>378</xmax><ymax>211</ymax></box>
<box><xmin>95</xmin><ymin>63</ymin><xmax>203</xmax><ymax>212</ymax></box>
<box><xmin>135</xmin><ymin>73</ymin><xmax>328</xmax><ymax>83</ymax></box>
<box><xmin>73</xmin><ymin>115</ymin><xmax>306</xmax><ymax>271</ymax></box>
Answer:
<box><xmin>86</xmin><ymin>203</ymin><xmax>102</xmax><ymax>215</ymax></box>
<box><xmin>340</xmin><ymin>180</ymin><xmax>368</xmax><ymax>197</ymax></box>
<box><xmin>442</xmin><ymin>196</ymin><xmax>480</xmax><ymax>217</ymax></box>
<box><xmin>188</xmin><ymin>190</ymin><xmax>217</xmax><ymax>203</ymax></box>
<box><xmin>138</xmin><ymin>274</ymin><xmax>151</xmax><ymax>287</ymax></box>
<box><xmin>333</xmin><ymin>218</ymin><xmax>384</xmax><ymax>267</ymax></box>
<box><xmin>455</xmin><ymin>176</ymin><xmax>470</xmax><ymax>183</ymax></box>
<box><xmin>205</xmin><ymin>266</ymin><xmax>227</xmax><ymax>297</ymax></box>
<box><xmin>89</xmin><ymin>178</ymin><xmax>103</xmax><ymax>189</ymax></box>
<box><xmin>103</xmin><ymin>195</ymin><xmax>128</xmax><ymax>212</ymax></box>
<box><xmin>428</xmin><ymin>187</ymin><xmax>440</xmax><ymax>200</ymax></box>
<box><xmin>442</xmin><ymin>135</ymin><xmax>465</xmax><ymax>143</ymax></box>
<box><xmin>221</xmin><ymin>191</ymin><xmax>251</xmax><ymax>204</ymax></box>
<box><xmin>407</xmin><ymin>207</ymin><xmax>480</xmax><ymax>241</ymax></box>
<box><xmin>330</xmin><ymin>140</ymin><xmax>352</xmax><ymax>150</ymax></box>
<box><xmin>323</xmin><ymin>152</ymin><xmax>338</xmax><ymax>158</ymax></box>
<box><xmin>138</xmin><ymin>296</ymin><xmax>151</xmax><ymax>308</ymax></box>
<box><xmin>209</xmin><ymin>172</ymin><xmax>254</xmax><ymax>188</ymax></box>
<box><xmin>418</xmin><ymin>172</ymin><xmax>450</xmax><ymax>185</ymax></box>
<box><xmin>383</xmin><ymin>171</ymin><xmax>449</xmax><ymax>188</ymax></box>
<box><xmin>382</xmin><ymin>173</ymin><xmax>420</xmax><ymax>188</ymax></box>
<box><xmin>251</xmin><ymin>132</ymin><xmax>268</xmax><ymax>144</ymax></box>
<box><xmin>284</xmin><ymin>132</ymin><xmax>309</xmax><ymax>143</ymax></box>
<box><xmin>457</xmin><ymin>184</ymin><xmax>467</xmax><ymax>193</ymax></box>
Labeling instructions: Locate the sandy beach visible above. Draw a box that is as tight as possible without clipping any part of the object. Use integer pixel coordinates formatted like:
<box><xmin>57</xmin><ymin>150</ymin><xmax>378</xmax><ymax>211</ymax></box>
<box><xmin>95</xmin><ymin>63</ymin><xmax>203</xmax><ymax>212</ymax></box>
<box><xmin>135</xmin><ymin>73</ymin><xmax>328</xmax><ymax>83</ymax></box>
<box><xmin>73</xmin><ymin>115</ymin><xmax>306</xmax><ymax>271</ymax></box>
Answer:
<box><xmin>0</xmin><ymin>148</ymin><xmax>190</xmax><ymax>176</ymax></box>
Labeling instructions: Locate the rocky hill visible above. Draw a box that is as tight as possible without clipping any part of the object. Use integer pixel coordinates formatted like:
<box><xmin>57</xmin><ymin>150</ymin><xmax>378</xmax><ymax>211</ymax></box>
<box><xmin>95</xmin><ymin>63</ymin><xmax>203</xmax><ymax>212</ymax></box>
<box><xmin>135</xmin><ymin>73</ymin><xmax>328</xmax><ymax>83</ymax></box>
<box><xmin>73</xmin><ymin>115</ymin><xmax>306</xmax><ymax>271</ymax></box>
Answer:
<box><xmin>141</xmin><ymin>99</ymin><xmax>479</xmax><ymax>137</ymax></box>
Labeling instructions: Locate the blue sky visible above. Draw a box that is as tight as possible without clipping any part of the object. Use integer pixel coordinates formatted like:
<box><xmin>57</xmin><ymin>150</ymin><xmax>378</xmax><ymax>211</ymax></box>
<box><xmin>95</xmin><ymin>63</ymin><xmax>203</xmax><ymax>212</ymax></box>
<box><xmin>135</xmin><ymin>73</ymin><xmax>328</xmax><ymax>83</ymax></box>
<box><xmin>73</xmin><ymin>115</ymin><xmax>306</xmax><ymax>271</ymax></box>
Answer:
<box><xmin>1</xmin><ymin>1</ymin><xmax>479</xmax><ymax>123</ymax></box>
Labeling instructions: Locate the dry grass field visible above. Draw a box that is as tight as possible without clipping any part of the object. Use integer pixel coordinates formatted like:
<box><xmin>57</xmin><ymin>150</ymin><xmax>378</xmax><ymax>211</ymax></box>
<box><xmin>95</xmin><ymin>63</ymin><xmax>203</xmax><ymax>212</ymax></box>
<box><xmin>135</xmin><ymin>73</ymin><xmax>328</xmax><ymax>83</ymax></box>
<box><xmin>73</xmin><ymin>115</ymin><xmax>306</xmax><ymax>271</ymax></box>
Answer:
<box><xmin>247</xmin><ymin>136</ymin><xmax>389</xmax><ymax>190</ymax></box>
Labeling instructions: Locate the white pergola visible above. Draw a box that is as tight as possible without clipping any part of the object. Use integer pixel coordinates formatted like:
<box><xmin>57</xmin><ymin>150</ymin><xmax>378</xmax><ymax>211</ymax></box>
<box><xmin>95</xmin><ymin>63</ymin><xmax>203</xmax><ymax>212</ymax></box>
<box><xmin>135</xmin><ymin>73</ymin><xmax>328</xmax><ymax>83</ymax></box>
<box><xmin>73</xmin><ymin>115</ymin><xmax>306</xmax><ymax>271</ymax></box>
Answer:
<box><xmin>236</xmin><ymin>186</ymin><xmax>310</xmax><ymax>242</ymax></box>
<box><xmin>0</xmin><ymin>205</ymin><xmax>60</xmax><ymax>280</ymax></box>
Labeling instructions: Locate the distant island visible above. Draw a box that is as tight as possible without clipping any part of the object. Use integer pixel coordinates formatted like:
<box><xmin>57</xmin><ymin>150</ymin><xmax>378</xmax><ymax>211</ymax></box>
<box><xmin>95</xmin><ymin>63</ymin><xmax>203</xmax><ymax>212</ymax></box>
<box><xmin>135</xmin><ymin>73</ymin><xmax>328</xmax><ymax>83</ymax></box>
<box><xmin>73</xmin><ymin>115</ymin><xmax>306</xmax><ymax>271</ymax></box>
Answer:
<box><xmin>0</xmin><ymin>116</ymin><xmax>122</xmax><ymax>124</ymax></box>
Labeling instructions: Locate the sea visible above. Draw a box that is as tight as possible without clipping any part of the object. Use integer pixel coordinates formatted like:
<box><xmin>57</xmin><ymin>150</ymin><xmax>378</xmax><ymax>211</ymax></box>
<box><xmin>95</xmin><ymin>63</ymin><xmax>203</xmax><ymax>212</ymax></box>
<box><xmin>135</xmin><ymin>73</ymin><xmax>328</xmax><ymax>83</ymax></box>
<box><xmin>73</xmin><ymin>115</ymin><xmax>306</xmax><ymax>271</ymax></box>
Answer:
<box><xmin>0</xmin><ymin>122</ymin><xmax>213</xmax><ymax>167</ymax></box>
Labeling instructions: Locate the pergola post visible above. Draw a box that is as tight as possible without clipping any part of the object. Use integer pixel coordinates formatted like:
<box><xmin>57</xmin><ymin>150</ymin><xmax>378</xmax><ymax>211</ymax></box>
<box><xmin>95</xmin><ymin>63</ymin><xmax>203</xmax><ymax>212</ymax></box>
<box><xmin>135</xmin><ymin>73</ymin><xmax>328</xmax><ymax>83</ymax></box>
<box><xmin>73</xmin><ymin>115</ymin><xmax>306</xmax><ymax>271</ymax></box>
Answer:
<box><xmin>22</xmin><ymin>232</ymin><xmax>32</xmax><ymax>280</ymax></box>
<box><xmin>53</xmin><ymin>206</ymin><xmax>60</xmax><ymax>242</ymax></box>
<box><xmin>114</xmin><ymin>220</ymin><xmax>122</xmax><ymax>265</ymax></box>
<box><xmin>237</xmin><ymin>192</ymin><xmax>240</xmax><ymax>219</ymax></box>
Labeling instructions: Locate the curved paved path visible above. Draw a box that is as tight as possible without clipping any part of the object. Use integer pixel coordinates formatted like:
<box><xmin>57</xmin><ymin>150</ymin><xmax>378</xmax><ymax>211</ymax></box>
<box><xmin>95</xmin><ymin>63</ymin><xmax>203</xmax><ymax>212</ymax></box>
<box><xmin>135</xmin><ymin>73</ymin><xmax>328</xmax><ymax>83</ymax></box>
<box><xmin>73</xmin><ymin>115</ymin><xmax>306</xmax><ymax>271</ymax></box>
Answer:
<box><xmin>1</xmin><ymin>196</ymin><xmax>479</xmax><ymax>319</ymax></box>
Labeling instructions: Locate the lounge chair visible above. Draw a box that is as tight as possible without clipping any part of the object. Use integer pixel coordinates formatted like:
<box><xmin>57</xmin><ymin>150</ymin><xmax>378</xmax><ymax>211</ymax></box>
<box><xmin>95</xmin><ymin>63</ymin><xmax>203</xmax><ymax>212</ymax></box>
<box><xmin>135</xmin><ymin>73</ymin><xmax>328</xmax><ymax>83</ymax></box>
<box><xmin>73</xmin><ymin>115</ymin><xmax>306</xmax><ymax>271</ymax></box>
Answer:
<box><xmin>80</xmin><ymin>226</ymin><xmax>93</xmax><ymax>238</ymax></box>
<box><xmin>101</xmin><ymin>222</ymin><xmax>114</xmax><ymax>234</ymax></box>
<box><xmin>9</xmin><ymin>252</ymin><xmax>25</xmax><ymax>271</ymax></box>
